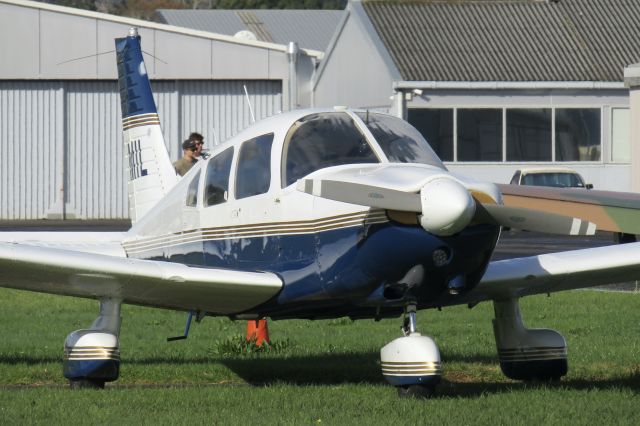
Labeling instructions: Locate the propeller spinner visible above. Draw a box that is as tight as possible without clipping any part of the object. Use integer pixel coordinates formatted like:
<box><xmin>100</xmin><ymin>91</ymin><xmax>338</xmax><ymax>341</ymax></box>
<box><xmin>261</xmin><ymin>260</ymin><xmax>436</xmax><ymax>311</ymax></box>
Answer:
<box><xmin>418</xmin><ymin>177</ymin><xmax>475</xmax><ymax>236</ymax></box>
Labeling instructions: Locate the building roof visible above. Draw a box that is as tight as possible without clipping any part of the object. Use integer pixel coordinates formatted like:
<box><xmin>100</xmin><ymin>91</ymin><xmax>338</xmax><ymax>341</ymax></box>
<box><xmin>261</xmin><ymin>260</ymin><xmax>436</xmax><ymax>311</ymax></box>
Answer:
<box><xmin>156</xmin><ymin>9</ymin><xmax>344</xmax><ymax>52</ymax></box>
<box><xmin>1</xmin><ymin>0</ymin><xmax>313</xmax><ymax>53</ymax></box>
<box><xmin>361</xmin><ymin>0</ymin><xmax>640</xmax><ymax>82</ymax></box>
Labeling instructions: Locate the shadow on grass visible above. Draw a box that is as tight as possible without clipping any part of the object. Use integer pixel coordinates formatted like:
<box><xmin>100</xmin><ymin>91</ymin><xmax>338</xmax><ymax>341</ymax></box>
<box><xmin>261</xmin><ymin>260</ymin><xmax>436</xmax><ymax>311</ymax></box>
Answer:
<box><xmin>219</xmin><ymin>352</ymin><xmax>384</xmax><ymax>385</ymax></box>
<box><xmin>2</xmin><ymin>352</ymin><xmax>639</xmax><ymax>397</ymax></box>
<box><xmin>438</xmin><ymin>375</ymin><xmax>640</xmax><ymax>398</ymax></box>
<box><xmin>0</xmin><ymin>354</ymin><xmax>62</xmax><ymax>365</ymax></box>
<box><xmin>216</xmin><ymin>352</ymin><xmax>640</xmax><ymax>398</ymax></box>
<box><xmin>440</xmin><ymin>351</ymin><xmax>499</xmax><ymax>364</ymax></box>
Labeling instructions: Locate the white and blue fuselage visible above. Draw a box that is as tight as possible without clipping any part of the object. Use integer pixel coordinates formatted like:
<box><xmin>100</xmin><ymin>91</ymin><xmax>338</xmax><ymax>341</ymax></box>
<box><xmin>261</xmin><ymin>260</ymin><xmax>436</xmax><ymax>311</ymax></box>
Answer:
<box><xmin>121</xmin><ymin>108</ymin><xmax>501</xmax><ymax>319</ymax></box>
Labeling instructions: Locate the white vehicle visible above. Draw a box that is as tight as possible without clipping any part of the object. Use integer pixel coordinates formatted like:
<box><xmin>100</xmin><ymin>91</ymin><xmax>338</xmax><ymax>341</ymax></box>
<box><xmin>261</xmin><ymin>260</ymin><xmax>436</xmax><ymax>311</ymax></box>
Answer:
<box><xmin>510</xmin><ymin>167</ymin><xmax>593</xmax><ymax>189</ymax></box>
<box><xmin>1</xmin><ymin>29</ymin><xmax>640</xmax><ymax>397</ymax></box>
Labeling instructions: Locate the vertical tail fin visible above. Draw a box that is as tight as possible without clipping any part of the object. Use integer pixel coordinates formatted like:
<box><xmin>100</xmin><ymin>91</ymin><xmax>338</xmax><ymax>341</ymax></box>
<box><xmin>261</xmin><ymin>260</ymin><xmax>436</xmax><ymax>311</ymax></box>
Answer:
<box><xmin>115</xmin><ymin>28</ymin><xmax>177</xmax><ymax>224</ymax></box>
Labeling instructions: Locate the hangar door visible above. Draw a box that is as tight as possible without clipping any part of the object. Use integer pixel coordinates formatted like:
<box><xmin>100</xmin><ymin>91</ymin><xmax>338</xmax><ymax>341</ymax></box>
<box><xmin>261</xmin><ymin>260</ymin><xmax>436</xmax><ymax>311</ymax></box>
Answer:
<box><xmin>0</xmin><ymin>80</ymin><xmax>282</xmax><ymax>220</ymax></box>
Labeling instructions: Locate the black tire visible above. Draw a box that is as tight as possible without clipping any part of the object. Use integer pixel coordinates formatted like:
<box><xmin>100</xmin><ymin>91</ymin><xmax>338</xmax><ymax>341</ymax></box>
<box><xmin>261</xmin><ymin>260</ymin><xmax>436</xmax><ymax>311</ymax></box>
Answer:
<box><xmin>397</xmin><ymin>384</ymin><xmax>435</xmax><ymax>399</ymax></box>
<box><xmin>69</xmin><ymin>379</ymin><xmax>105</xmax><ymax>390</ymax></box>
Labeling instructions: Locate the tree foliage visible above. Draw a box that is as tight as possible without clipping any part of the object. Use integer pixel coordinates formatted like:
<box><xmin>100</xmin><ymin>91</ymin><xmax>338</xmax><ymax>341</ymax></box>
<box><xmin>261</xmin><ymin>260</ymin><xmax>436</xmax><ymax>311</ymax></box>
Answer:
<box><xmin>39</xmin><ymin>0</ymin><xmax>347</xmax><ymax>20</ymax></box>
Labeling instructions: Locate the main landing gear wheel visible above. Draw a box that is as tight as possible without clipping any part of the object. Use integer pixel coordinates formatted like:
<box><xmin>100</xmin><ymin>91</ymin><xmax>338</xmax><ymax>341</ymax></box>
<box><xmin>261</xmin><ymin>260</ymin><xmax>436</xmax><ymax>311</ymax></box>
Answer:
<box><xmin>380</xmin><ymin>304</ymin><xmax>442</xmax><ymax>399</ymax></box>
<box><xmin>492</xmin><ymin>299</ymin><xmax>568</xmax><ymax>381</ymax></box>
<box><xmin>63</xmin><ymin>298</ymin><xmax>122</xmax><ymax>390</ymax></box>
<box><xmin>69</xmin><ymin>379</ymin><xmax>106</xmax><ymax>390</ymax></box>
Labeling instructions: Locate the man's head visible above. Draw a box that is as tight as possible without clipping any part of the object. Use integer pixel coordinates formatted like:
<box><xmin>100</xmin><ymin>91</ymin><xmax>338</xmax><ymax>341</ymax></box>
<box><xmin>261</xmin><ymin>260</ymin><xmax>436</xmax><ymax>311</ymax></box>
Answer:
<box><xmin>189</xmin><ymin>132</ymin><xmax>205</xmax><ymax>157</ymax></box>
<box><xmin>182</xmin><ymin>139</ymin><xmax>198</xmax><ymax>159</ymax></box>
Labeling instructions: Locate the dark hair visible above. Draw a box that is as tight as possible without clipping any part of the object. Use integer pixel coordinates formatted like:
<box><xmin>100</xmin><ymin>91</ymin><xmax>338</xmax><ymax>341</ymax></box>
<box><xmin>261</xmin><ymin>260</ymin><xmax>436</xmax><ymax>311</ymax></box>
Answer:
<box><xmin>189</xmin><ymin>132</ymin><xmax>204</xmax><ymax>143</ymax></box>
<box><xmin>182</xmin><ymin>139</ymin><xmax>197</xmax><ymax>150</ymax></box>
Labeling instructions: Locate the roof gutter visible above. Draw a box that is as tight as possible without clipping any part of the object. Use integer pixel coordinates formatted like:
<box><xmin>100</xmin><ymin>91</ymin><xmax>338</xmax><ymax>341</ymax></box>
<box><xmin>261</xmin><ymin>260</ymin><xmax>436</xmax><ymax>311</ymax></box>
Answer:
<box><xmin>393</xmin><ymin>81</ymin><xmax>625</xmax><ymax>90</ymax></box>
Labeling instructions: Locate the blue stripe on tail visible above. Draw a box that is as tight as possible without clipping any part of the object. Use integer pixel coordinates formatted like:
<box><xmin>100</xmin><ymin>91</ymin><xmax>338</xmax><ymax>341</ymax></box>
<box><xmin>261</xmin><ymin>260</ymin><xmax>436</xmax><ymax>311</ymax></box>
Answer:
<box><xmin>115</xmin><ymin>32</ymin><xmax>157</xmax><ymax>118</ymax></box>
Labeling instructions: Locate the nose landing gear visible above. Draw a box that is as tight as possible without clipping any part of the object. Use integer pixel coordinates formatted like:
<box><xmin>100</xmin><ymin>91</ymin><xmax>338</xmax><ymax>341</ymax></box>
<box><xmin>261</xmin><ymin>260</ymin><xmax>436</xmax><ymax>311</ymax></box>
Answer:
<box><xmin>380</xmin><ymin>304</ymin><xmax>441</xmax><ymax>398</ymax></box>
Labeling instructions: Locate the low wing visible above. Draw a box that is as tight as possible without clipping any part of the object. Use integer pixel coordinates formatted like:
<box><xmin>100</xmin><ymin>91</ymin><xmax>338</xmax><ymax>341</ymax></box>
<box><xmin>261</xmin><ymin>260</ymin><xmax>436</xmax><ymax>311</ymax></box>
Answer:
<box><xmin>444</xmin><ymin>242</ymin><xmax>640</xmax><ymax>307</ymax></box>
<box><xmin>498</xmin><ymin>184</ymin><xmax>640</xmax><ymax>234</ymax></box>
<box><xmin>0</xmin><ymin>242</ymin><xmax>282</xmax><ymax>315</ymax></box>
<box><xmin>0</xmin><ymin>231</ymin><xmax>128</xmax><ymax>256</ymax></box>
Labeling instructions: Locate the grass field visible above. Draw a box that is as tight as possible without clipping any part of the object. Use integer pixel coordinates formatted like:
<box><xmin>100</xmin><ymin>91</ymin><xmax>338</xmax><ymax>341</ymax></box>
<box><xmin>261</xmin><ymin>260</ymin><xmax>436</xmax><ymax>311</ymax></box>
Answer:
<box><xmin>0</xmin><ymin>288</ymin><xmax>638</xmax><ymax>424</ymax></box>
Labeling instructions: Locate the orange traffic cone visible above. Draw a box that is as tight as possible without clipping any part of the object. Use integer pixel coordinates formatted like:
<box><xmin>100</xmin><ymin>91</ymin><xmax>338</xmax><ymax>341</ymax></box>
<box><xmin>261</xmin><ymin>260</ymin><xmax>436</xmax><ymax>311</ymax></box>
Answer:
<box><xmin>246</xmin><ymin>319</ymin><xmax>270</xmax><ymax>346</ymax></box>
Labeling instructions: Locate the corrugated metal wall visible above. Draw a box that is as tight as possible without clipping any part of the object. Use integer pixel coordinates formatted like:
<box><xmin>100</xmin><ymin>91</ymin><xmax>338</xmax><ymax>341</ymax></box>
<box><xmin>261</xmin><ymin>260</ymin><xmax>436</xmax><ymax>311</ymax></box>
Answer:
<box><xmin>0</xmin><ymin>82</ymin><xmax>65</xmax><ymax>219</ymax></box>
<box><xmin>65</xmin><ymin>82</ymin><xmax>125</xmax><ymax>219</ymax></box>
<box><xmin>180</xmin><ymin>80</ymin><xmax>283</xmax><ymax>146</ymax></box>
<box><xmin>0</xmin><ymin>80</ymin><xmax>282</xmax><ymax>220</ymax></box>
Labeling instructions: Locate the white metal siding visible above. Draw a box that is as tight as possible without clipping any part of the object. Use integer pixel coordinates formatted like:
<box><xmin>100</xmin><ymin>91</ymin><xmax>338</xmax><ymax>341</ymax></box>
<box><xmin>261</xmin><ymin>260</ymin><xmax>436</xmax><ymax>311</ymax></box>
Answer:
<box><xmin>65</xmin><ymin>81</ymin><xmax>125</xmax><ymax>219</ymax></box>
<box><xmin>0</xmin><ymin>80</ymin><xmax>282</xmax><ymax>220</ymax></box>
<box><xmin>180</xmin><ymin>80</ymin><xmax>282</xmax><ymax>145</ymax></box>
<box><xmin>0</xmin><ymin>82</ymin><xmax>64</xmax><ymax>219</ymax></box>
<box><xmin>153</xmin><ymin>81</ymin><xmax>182</xmax><ymax>161</ymax></box>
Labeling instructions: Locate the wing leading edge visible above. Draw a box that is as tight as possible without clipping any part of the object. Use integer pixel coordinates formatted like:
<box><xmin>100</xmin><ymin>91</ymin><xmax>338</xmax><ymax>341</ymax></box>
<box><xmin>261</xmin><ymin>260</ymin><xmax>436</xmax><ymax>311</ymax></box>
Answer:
<box><xmin>0</xmin><ymin>242</ymin><xmax>282</xmax><ymax>315</ymax></box>
<box><xmin>447</xmin><ymin>242</ymin><xmax>640</xmax><ymax>307</ymax></box>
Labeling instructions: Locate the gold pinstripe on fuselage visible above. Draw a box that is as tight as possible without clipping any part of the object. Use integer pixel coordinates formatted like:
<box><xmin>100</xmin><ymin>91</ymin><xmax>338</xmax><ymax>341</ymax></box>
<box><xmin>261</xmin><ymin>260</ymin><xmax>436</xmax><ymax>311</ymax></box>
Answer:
<box><xmin>124</xmin><ymin>210</ymin><xmax>390</xmax><ymax>255</ymax></box>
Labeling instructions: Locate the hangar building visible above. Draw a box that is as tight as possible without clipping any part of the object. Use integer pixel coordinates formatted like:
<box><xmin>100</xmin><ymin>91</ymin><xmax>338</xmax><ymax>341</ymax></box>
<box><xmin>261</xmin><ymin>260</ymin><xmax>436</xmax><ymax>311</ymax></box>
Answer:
<box><xmin>0</xmin><ymin>0</ymin><xmax>320</xmax><ymax>220</ymax></box>
<box><xmin>3</xmin><ymin>0</ymin><xmax>640</xmax><ymax>221</ymax></box>
<box><xmin>314</xmin><ymin>0</ymin><xmax>640</xmax><ymax>191</ymax></box>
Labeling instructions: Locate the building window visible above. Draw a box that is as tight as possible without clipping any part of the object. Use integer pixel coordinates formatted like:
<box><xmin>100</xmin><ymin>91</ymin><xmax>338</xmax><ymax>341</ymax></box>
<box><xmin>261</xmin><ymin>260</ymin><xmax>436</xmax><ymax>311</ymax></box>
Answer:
<box><xmin>457</xmin><ymin>109</ymin><xmax>502</xmax><ymax>161</ymax></box>
<box><xmin>235</xmin><ymin>133</ymin><xmax>274</xmax><ymax>199</ymax></box>
<box><xmin>407</xmin><ymin>109</ymin><xmax>453</xmax><ymax>161</ymax></box>
<box><xmin>555</xmin><ymin>108</ymin><xmax>601</xmax><ymax>161</ymax></box>
<box><xmin>506</xmin><ymin>109</ymin><xmax>551</xmax><ymax>161</ymax></box>
<box><xmin>408</xmin><ymin>106</ymin><xmax>601</xmax><ymax>163</ymax></box>
<box><xmin>611</xmin><ymin>108</ymin><xmax>630</xmax><ymax>163</ymax></box>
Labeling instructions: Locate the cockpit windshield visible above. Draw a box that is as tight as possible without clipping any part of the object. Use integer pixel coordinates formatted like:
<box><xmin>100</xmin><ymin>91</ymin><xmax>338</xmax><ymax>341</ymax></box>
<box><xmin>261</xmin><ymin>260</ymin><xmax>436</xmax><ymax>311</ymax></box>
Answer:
<box><xmin>282</xmin><ymin>112</ymin><xmax>379</xmax><ymax>187</ymax></box>
<box><xmin>355</xmin><ymin>112</ymin><xmax>446</xmax><ymax>170</ymax></box>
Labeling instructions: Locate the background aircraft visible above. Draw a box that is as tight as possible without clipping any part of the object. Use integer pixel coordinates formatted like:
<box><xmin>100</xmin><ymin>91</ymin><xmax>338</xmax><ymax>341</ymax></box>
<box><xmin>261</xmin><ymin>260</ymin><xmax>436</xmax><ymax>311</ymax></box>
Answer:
<box><xmin>1</xmin><ymin>28</ymin><xmax>640</xmax><ymax>398</ymax></box>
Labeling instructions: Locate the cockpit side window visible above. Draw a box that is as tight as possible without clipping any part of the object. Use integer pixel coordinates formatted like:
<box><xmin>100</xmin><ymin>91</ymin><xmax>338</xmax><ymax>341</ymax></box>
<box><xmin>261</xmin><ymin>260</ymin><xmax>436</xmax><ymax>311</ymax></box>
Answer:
<box><xmin>282</xmin><ymin>112</ymin><xmax>379</xmax><ymax>187</ymax></box>
<box><xmin>235</xmin><ymin>133</ymin><xmax>274</xmax><ymax>200</ymax></box>
<box><xmin>204</xmin><ymin>147</ymin><xmax>233</xmax><ymax>207</ymax></box>
<box><xmin>185</xmin><ymin>170</ymin><xmax>201</xmax><ymax>207</ymax></box>
<box><xmin>356</xmin><ymin>112</ymin><xmax>446</xmax><ymax>169</ymax></box>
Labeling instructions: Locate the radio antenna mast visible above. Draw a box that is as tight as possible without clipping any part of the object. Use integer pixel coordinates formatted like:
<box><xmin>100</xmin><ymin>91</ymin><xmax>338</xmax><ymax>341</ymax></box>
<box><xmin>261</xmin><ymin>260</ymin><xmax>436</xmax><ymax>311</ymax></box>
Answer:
<box><xmin>243</xmin><ymin>84</ymin><xmax>256</xmax><ymax>123</ymax></box>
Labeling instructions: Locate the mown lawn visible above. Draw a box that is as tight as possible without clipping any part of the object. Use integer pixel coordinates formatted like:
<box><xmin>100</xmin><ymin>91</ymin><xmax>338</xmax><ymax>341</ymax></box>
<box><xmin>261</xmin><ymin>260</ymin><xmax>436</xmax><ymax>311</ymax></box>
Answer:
<box><xmin>0</xmin><ymin>288</ymin><xmax>638</xmax><ymax>424</ymax></box>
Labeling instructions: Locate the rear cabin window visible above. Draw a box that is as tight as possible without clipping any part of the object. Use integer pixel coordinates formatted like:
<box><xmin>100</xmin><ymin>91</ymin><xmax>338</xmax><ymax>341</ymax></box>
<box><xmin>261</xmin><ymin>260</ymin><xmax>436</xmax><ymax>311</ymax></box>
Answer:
<box><xmin>235</xmin><ymin>133</ymin><xmax>274</xmax><ymax>199</ymax></box>
<box><xmin>185</xmin><ymin>170</ymin><xmax>201</xmax><ymax>207</ymax></box>
<box><xmin>282</xmin><ymin>112</ymin><xmax>379</xmax><ymax>187</ymax></box>
<box><xmin>204</xmin><ymin>147</ymin><xmax>233</xmax><ymax>206</ymax></box>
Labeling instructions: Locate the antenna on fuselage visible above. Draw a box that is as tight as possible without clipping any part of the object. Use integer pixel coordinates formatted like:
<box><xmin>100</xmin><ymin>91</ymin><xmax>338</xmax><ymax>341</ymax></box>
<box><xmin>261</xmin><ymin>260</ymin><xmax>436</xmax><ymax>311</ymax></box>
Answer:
<box><xmin>243</xmin><ymin>84</ymin><xmax>256</xmax><ymax>123</ymax></box>
<box><xmin>211</xmin><ymin>126</ymin><xmax>219</xmax><ymax>146</ymax></box>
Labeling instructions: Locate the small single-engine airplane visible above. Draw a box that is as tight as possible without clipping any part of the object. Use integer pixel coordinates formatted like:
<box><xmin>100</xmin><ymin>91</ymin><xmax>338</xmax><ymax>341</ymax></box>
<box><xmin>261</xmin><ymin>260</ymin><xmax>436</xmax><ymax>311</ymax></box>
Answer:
<box><xmin>1</xmin><ymin>28</ymin><xmax>640</xmax><ymax>397</ymax></box>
